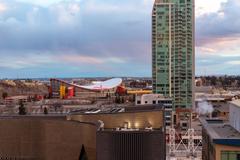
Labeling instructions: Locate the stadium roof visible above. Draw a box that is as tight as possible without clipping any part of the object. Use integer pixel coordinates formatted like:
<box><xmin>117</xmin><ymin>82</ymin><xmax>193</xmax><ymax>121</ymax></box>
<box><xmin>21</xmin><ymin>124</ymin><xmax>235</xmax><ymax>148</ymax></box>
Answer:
<box><xmin>79</xmin><ymin>78</ymin><xmax>122</xmax><ymax>90</ymax></box>
<box><xmin>50</xmin><ymin>78</ymin><xmax>122</xmax><ymax>91</ymax></box>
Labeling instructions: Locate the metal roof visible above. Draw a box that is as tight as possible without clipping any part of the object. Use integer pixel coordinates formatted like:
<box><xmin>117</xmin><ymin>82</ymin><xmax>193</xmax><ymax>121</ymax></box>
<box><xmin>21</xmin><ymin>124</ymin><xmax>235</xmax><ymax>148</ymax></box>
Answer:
<box><xmin>50</xmin><ymin>78</ymin><xmax>122</xmax><ymax>91</ymax></box>
<box><xmin>200</xmin><ymin>118</ymin><xmax>240</xmax><ymax>146</ymax></box>
<box><xmin>79</xmin><ymin>78</ymin><xmax>122</xmax><ymax>90</ymax></box>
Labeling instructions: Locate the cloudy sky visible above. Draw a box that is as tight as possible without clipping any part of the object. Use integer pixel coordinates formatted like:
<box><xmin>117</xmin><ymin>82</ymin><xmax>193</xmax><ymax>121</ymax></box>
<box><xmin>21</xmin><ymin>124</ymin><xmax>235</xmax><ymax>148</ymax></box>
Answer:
<box><xmin>0</xmin><ymin>0</ymin><xmax>239</xmax><ymax>78</ymax></box>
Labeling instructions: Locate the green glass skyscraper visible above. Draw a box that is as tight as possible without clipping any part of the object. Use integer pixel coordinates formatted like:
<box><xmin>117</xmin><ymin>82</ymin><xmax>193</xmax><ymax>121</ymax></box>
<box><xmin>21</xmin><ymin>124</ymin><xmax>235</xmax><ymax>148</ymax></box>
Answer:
<box><xmin>152</xmin><ymin>0</ymin><xmax>195</xmax><ymax>110</ymax></box>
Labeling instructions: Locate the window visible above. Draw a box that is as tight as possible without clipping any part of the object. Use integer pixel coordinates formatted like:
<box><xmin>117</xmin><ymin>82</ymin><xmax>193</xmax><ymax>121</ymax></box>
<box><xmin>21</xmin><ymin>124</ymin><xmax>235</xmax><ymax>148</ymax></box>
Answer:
<box><xmin>153</xmin><ymin>100</ymin><xmax>156</xmax><ymax>104</ymax></box>
<box><xmin>145</xmin><ymin>101</ymin><xmax>148</xmax><ymax>104</ymax></box>
<box><xmin>237</xmin><ymin>154</ymin><xmax>240</xmax><ymax>160</ymax></box>
<box><xmin>165</xmin><ymin>122</ymin><xmax>171</xmax><ymax>126</ymax></box>
<box><xmin>221</xmin><ymin>151</ymin><xmax>240</xmax><ymax>160</ymax></box>
<box><xmin>137</xmin><ymin>100</ymin><xmax>141</xmax><ymax>104</ymax></box>
<box><xmin>182</xmin><ymin>123</ymin><xmax>187</xmax><ymax>127</ymax></box>
<box><xmin>166</xmin><ymin>117</ymin><xmax>171</xmax><ymax>121</ymax></box>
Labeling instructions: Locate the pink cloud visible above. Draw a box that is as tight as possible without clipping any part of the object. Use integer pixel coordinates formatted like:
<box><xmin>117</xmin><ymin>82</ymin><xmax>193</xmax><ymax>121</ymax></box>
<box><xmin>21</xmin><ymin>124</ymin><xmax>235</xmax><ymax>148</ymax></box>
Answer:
<box><xmin>197</xmin><ymin>36</ymin><xmax>240</xmax><ymax>57</ymax></box>
<box><xmin>57</xmin><ymin>54</ymin><xmax>126</xmax><ymax>65</ymax></box>
<box><xmin>58</xmin><ymin>54</ymin><xmax>104</xmax><ymax>64</ymax></box>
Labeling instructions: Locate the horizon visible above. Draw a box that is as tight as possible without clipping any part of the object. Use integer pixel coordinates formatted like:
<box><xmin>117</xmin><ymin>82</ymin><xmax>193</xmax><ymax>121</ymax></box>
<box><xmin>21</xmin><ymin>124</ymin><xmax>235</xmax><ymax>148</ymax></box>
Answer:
<box><xmin>0</xmin><ymin>0</ymin><xmax>240</xmax><ymax>78</ymax></box>
<box><xmin>1</xmin><ymin>74</ymin><xmax>240</xmax><ymax>80</ymax></box>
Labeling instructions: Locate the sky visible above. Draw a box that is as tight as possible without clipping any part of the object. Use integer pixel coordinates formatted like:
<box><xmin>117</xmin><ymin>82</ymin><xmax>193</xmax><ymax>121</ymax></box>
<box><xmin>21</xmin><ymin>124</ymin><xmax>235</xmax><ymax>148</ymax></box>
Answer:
<box><xmin>0</xmin><ymin>0</ymin><xmax>239</xmax><ymax>78</ymax></box>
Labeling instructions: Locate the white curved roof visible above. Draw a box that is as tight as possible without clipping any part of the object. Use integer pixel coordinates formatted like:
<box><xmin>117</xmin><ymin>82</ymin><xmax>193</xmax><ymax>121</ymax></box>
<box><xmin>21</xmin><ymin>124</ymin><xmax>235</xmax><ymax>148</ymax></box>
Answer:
<box><xmin>79</xmin><ymin>78</ymin><xmax>122</xmax><ymax>90</ymax></box>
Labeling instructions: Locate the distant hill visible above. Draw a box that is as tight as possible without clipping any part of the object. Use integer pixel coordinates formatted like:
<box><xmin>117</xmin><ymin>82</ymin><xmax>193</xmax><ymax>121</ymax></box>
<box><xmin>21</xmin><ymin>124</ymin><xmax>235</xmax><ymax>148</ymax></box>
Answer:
<box><xmin>0</xmin><ymin>80</ymin><xmax>48</xmax><ymax>100</ymax></box>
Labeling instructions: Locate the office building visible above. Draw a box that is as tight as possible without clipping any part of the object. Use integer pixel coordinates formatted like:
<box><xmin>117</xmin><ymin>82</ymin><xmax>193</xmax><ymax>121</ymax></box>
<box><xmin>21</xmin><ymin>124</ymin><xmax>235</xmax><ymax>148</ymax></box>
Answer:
<box><xmin>152</xmin><ymin>0</ymin><xmax>195</xmax><ymax>110</ymax></box>
<box><xmin>69</xmin><ymin>105</ymin><xmax>166</xmax><ymax>160</ymax></box>
<box><xmin>135</xmin><ymin>94</ymin><xmax>173</xmax><ymax>128</ymax></box>
<box><xmin>0</xmin><ymin>105</ymin><xmax>165</xmax><ymax>160</ymax></box>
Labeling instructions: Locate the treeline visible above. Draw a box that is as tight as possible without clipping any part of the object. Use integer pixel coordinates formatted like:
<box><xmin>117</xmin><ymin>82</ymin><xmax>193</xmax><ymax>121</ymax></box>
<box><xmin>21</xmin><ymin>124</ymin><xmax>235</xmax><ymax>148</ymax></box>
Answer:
<box><xmin>197</xmin><ymin>75</ymin><xmax>240</xmax><ymax>88</ymax></box>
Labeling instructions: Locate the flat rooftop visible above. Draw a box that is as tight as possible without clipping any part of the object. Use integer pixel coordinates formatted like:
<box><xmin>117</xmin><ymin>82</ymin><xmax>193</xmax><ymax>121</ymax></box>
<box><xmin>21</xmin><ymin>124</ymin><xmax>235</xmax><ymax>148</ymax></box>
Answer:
<box><xmin>229</xmin><ymin>100</ymin><xmax>240</xmax><ymax>108</ymax></box>
<box><xmin>70</xmin><ymin>104</ymin><xmax>163</xmax><ymax>115</ymax></box>
<box><xmin>212</xmin><ymin>124</ymin><xmax>240</xmax><ymax>138</ymax></box>
<box><xmin>214</xmin><ymin>103</ymin><xmax>229</xmax><ymax>113</ymax></box>
<box><xmin>200</xmin><ymin>118</ymin><xmax>240</xmax><ymax>146</ymax></box>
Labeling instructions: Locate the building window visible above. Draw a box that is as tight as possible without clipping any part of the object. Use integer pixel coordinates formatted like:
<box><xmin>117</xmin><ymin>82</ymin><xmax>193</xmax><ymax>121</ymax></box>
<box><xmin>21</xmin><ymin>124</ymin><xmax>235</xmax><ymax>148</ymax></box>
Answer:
<box><xmin>237</xmin><ymin>154</ymin><xmax>240</xmax><ymax>160</ymax></box>
<box><xmin>137</xmin><ymin>101</ymin><xmax>141</xmax><ymax>104</ymax></box>
<box><xmin>145</xmin><ymin>101</ymin><xmax>148</xmax><ymax>104</ymax></box>
<box><xmin>153</xmin><ymin>100</ymin><xmax>156</xmax><ymax>104</ymax></box>
<box><xmin>182</xmin><ymin>123</ymin><xmax>187</xmax><ymax>127</ymax></box>
<box><xmin>166</xmin><ymin>117</ymin><xmax>171</xmax><ymax>121</ymax></box>
<box><xmin>221</xmin><ymin>151</ymin><xmax>240</xmax><ymax>160</ymax></box>
<box><xmin>166</xmin><ymin>122</ymin><xmax>171</xmax><ymax>126</ymax></box>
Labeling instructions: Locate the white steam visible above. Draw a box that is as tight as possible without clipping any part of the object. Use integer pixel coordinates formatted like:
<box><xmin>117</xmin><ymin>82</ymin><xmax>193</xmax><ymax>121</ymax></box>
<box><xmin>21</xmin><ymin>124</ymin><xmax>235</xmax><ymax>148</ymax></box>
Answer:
<box><xmin>197</xmin><ymin>101</ymin><xmax>214</xmax><ymax>115</ymax></box>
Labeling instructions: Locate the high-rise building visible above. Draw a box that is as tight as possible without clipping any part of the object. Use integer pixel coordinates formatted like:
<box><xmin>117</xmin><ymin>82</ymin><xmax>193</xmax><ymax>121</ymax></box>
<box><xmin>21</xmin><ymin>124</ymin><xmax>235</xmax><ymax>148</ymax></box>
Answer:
<box><xmin>152</xmin><ymin>0</ymin><xmax>195</xmax><ymax>110</ymax></box>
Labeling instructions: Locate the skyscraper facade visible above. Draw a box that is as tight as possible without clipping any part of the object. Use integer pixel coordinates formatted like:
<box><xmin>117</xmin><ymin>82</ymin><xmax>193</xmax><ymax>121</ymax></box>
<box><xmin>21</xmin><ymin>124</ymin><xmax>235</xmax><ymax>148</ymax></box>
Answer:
<box><xmin>152</xmin><ymin>0</ymin><xmax>195</xmax><ymax>110</ymax></box>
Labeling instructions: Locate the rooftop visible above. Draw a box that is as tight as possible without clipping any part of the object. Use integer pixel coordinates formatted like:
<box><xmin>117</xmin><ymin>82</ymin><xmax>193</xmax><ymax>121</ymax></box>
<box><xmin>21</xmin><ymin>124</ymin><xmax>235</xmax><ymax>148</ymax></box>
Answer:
<box><xmin>70</xmin><ymin>104</ymin><xmax>163</xmax><ymax>115</ymax></box>
<box><xmin>229</xmin><ymin>100</ymin><xmax>240</xmax><ymax>108</ymax></box>
<box><xmin>214</xmin><ymin>103</ymin><xmax>229</xmax><ymax>113</ymax></box>
<box><xmin>212</xmin><ymin>124</ymin><xmax>240</xmax><ymax>138</ymax></box>
<box><xmin>5</xmin><ymin>95</ymin><xmax>29</xmax><ymax>100</ymax></box>
<box><xmin>200</xmin><ymin>118</ymin><xmax>240</xmax><ymax>146</ymax></box>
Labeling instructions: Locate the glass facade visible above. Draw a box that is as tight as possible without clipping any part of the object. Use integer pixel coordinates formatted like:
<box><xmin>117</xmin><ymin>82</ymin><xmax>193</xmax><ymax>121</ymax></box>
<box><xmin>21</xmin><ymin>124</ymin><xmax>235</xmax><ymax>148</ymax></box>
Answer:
<box><xmin>152</xmin><ymin>0</ymin><xmax>194</xmax><ymax>110</ymax></box>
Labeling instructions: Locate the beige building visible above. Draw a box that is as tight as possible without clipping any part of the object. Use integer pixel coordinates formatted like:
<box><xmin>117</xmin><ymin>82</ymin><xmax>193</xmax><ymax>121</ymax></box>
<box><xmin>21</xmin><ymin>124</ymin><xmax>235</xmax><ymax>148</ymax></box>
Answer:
<box><xmin>135</xmin><ymin>94</ymin><xmax>173</xmax><ymax>128</ymax></box>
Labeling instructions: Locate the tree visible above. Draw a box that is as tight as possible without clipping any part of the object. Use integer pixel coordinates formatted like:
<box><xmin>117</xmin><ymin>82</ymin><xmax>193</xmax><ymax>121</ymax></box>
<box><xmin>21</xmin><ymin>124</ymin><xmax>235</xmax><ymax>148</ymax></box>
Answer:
<box><xmin>115</xmin><ymin>96</ymin><xmax>120</xmax><ymax>104</ymax></box>
<box><xmin>79</xmin><ymin>145</ymin><xmax>88</xmax><ymax>160</ymax></box>
<box><xmin>44</xmin><ymin>107</ymin><xmax>48</xmax><ymax>114</ymax></box>
<box><xmin>120</xmin><ymin>97</ymin><xmax>124</xmax><ymax>104</ymax></box>
<box><xmin>2</xmin><ymin>92</ymin><xmax>8</xmax><ymax>99</ymax></box>
<box><xmin>238</xmin><ymin>80</ymin><xmax>240</xmax><ymax>88</ymax></box>
<box><xmin>19</xmin><ymin>100</ymin><xmax>27</xmax><ymax>115</ymax></box>
<box><xmin>210</xmin><ymin>76</ymin><xmax>217</xmax><ymax>86</ymax></box>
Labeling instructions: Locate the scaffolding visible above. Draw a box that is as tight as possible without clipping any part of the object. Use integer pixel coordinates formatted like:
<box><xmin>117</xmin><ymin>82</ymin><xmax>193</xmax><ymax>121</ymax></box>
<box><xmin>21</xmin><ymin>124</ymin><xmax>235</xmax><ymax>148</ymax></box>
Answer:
<box><xmin>168</xmin><ymin>128</ymin><xmax>202</xmax><ymax>159</ymax></box>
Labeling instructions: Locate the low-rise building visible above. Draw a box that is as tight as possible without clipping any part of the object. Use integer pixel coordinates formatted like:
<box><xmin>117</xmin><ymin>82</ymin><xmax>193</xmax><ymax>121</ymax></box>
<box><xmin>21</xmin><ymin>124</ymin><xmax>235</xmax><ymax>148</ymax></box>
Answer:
<box><xmin>212</xmin><ymin>103</ymin><xmax>229</xmax><ymax>120</ymax></box>
<box><xmin>5</xmin><ymin>95</ymin><xmax>29</xmax><ymax>105</ymax></box>
<box><xmin>229</xmin><ymin>100</ymin><xmax>240</xmax><ymax>132</ymax></box>
<box><xmin>200</xmin><ymin>118</ymin><xmax>240</xmax><ymax>160</ymax></box>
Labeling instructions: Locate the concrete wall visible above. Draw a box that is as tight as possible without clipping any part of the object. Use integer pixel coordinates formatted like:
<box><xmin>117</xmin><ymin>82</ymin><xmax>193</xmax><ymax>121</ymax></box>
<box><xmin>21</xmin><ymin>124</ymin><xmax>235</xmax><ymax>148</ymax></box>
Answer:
<box><xmin>229</xmin><ymin>102</ymin><xmax>240</xmax><ymax>132</ymax></box>
<box><xmin>0</xmin><ymin>117</ymin><xmax>97</xmax><ymax>160</ymax></box>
